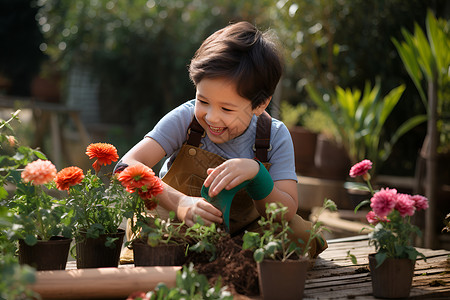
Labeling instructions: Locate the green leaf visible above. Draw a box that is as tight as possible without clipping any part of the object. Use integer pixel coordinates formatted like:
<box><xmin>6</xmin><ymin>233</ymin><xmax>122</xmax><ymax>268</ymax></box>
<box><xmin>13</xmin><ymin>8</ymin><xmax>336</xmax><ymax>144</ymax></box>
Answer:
<box><xmin>347</xmin><ymin>251</ymin><xmax>357</xmax><ymax>264</ymax></box>
<box><xmin>24</xmin><ymin>234</ymin><xmax>37</xmax><ymax>246</ymax></box>
<box><xmin>254</xmin><ymin>248</ymin><xmax>265</xmax><ymax>263</ymax></box>
<box><xmin>375</xmin><ymin>252</ymin><xmax>387</xmax><ymax>268</ymax></box>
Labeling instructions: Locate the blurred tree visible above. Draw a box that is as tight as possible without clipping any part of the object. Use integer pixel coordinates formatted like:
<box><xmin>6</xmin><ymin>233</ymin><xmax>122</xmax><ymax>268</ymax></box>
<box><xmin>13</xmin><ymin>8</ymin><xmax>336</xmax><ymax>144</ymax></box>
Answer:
<box><xmin>38</xmin><ymin>0</ymin><xmax>275</xmax><ymax>144</ymax></box>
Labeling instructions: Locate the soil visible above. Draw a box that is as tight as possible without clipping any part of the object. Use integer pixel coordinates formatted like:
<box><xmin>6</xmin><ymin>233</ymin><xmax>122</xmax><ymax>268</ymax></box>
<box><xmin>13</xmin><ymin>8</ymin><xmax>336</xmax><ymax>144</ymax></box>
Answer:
<box><xmin>185</xmin><ymin>233</ymin><xmax>260</xmax><ymax>297</ymax></box>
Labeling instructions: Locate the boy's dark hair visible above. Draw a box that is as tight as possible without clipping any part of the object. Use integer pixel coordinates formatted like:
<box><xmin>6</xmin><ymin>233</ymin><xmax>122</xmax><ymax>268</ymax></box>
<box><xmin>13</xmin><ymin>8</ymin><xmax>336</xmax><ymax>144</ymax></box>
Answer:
<box><xmin>189</xmin><ymin>21</ymin><xmax>283</xmax><ymax>109</ymax></box>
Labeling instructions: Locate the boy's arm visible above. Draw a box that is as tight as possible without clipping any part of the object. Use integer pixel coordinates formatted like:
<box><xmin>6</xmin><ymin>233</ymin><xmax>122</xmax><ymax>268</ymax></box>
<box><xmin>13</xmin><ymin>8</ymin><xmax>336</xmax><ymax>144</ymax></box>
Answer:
<box><xmin>120</xmin><ymin>137</ymin><xmax>166</xmax><ymax>168</ymax></box>
<box><xmin>119</xmin><ymin>137</ymin><xmax>223</xmax><ymax>226</ymax></box>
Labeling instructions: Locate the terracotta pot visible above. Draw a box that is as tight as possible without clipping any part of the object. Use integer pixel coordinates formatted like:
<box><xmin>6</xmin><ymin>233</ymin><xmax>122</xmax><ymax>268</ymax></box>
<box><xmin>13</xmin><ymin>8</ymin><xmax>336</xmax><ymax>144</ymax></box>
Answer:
<box><xmin>133</xmin><ymin>240</ymin><xmax>186</xmax><ymax>266</ymax></box>
<box><xmin>289</xmin><ymin>127</ymin><xmax>318</xmax><ymax>176</ymax></box>
<box><xmin>31</xmin><ymin>76</ymin><xmax>61</xmax><ymax>103</ymax></box>
<box><xmin>368</xmin><ymin>253</ymin><xmax>415</xmax><ymax>298</ymax></box>
<box><xmin>75</xmin><ymin>229</ymin><xmax>125</xmax><ymax>269</ymax></box>
<box><xmin>314</xmin><ymin>134</ymin><xmax>351</xmax><ymax>181</ymax></box>
<box><xmin>257</xmin><ymin>258</ymin><xmax>309</xmax><ymax>300</ymax></box>
<box><xmin>18</xmin><ymin>236</ymin><xmax>72</xmax><ymax>271</ymax></box>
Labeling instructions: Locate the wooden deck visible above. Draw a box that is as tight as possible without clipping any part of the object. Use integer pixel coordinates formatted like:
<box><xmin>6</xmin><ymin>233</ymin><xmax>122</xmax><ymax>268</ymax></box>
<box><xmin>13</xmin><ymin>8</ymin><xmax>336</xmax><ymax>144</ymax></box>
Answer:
<box><xmin>39</xmin><ymin>235</ymin><xmax>450</xmax><ymax>299</ymax></box>
<box><xmin>305</xmin><ymin>235</ymin><xmax>450</xmax><ymax>299</ymax></box>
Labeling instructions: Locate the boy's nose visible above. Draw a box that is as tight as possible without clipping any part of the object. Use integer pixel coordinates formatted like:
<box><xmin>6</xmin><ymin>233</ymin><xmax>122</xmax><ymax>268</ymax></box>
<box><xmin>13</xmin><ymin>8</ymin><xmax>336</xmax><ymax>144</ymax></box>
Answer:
<box><xmin>205</xmin><ymin>108</ymin><xmax>219</xmax><ymax>123</ymax></box>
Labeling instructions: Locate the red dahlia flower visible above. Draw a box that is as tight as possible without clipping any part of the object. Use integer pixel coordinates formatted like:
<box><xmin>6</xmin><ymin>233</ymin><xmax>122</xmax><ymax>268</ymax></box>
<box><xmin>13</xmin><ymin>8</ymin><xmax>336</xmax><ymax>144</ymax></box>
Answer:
<box><xmin>86</xmin><ymin>143</ymin><xmax>119</xmax><ymax>173</ymax></box>
<box><xmin>55</xmin><ymin>166</ymin><xmax>85</xmax><ymax>191</ymax></box>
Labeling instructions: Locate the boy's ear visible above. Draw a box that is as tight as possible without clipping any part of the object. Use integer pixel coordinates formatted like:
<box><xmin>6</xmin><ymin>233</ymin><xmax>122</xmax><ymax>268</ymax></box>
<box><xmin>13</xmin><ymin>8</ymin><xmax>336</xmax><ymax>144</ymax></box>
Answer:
<box><xmin>254</xmin><ymin>97</ymin><xmax>272</xmax><ymax>116</ymax></box>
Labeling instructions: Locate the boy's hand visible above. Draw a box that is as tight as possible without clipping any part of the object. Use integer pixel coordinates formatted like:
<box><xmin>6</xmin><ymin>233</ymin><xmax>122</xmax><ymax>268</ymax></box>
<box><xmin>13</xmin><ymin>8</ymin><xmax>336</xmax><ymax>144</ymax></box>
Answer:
<box><xmin>178</xmin><ymin>196</ymin><xmax>223</xmax><ymax>227</ymax></box>
<box><xmin>203</xmin><ymin>158</ymin><xmax>260</xmax><ymax>197</ymax></box>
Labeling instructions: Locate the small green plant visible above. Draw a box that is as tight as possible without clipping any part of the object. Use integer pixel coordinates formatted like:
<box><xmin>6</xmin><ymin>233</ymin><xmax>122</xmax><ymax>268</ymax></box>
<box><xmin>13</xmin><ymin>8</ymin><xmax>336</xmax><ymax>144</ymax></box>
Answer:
<box><xmin>242</xmin><ymin>199</ymin><xmax>336</xmax><ymax>262</ymax></box>
<box><xmin>128</xmin><ymin>263</ymin><xmax>232</xmax><ymax>300</ymax></box>
<box><xmin>185</xmin><ymin>219</ymin><xmax>227</xmax><ymax>262</ymax></box>
<box><xmin>136</xmin><ymin>211</ymin><xmax>186</xmax><ymax>247</ymax></box>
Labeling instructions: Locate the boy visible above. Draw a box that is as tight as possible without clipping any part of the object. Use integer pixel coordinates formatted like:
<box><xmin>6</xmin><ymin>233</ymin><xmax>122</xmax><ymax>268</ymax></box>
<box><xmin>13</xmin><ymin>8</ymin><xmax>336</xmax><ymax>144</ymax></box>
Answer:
<box><xmin>117</xmin><ymin>21</ymin><xmax>326</xmax><ymax>258</ymax></box>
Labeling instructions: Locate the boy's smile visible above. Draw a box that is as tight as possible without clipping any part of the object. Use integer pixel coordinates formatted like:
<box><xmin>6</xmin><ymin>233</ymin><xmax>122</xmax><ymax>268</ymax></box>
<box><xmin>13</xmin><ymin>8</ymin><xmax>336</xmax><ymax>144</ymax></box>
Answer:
<box><xmin>194</xmin><ymin>78</ymin><xmax>266</xmax><ymax>144</ymax></box>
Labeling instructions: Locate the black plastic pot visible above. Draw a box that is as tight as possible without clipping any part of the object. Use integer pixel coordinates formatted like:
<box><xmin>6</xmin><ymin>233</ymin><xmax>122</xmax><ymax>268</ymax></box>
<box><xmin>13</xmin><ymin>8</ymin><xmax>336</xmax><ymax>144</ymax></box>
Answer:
<box><xmin>18</xmin><ymin>236</ymin><xmax>72</xmax><ymax>271</ymax></box>
<box><xmin>75</xmin><ymin>229</ymin><xmax>125</xmax><ymax>269</ymax></box>
<box><xmin>132</xmin><ymin>239</ymin><xmax>186</xmax><ymax>266</ymax></box>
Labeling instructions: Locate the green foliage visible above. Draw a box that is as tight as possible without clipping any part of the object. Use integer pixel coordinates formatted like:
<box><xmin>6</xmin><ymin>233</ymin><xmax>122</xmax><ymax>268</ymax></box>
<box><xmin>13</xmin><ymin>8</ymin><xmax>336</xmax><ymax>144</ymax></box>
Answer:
<box><xmin>38</xmin><ymin>0</ymin><xmax>275</xmax><ymax>139</ymax></box>
<box><xmin>185</xmin><ymin>220</ymin><xmax>227</xmax><ymax>262</ymax></box>
<box><xmin>144</xmin><ymin>263</ymin><xmax>232</xmax><ymax>300</ymax></box>
<box><xmin>279</xmin><ymin>101</ymin><xmax>308</xmax><ymax>128</ymax></box>
<box><xmin>306</xmin><ymin>81</ymin><xmax>426</xmax><ymax>172</ymax></box>
<box><xmin>137</xmin><ymin>212</ymin><xmax>187</xmax><ymax>247</ymax></box>
<box><xmin>242</xmin><ymin>199</ymin><xmax>336</xmax><ymax>262</ymax></box>
<box><xmin>370</xmin><ymin>210</ymin><xmax>425</xmax><ymax>267</ymax></box>
<box><xmin>0</xmin><ymin>110</ymin><xmax>46</xmax><ymax>200</ymax></box>
<box><xmin>392</xmin><ymin>10</ymin><xmax>450</xmax><ymax>152</ymax></box>
<box><xmin>66</xmin><ymin>171</ymin><xmax>126</xmax><ymax>240</ymax></box>
<box><xmin>1</xmin><ymin>197</ymin><xmax>38</xmax><ymax>300</ymax></box>
<box><xmin>8</xmin><ymin>181</ymin><xmax>73</xmax><ymax>245</ymax></box>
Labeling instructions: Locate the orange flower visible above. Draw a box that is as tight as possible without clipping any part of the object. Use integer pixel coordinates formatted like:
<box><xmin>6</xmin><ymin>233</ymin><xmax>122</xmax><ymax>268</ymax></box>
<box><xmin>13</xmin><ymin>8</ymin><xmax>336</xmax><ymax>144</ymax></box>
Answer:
<box><xmin>137</xmin><ymin>178</ymin><xmax>164</xmax><ymax>200</ymax></box>
<box><xmin>55</xmin><ymin>166</ymin><xmax>85</xmax><ymax>191</ymax></box>
<box><xmin>117</xmin><ymin>164</ymin><xmax>160</xmax><ymax>192</ymax></box>
<box><xmin>118</xmin><ymin>164</ymin><xmax>164</xmax><ymax>210</ymax></box>
<box><xmin>21</xmin><ymin>159</ymin><xmax>57</xmax><ymax>185</ymax></box>
<box><xmin>86</xmin><ymin>143</ymin><xmax>119</xmax><ymax>173</ymax></box>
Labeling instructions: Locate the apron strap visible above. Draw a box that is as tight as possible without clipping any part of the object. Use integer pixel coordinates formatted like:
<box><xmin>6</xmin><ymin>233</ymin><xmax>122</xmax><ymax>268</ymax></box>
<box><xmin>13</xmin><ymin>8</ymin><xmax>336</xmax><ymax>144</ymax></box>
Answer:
<box><xmin>186</xmin><ymin>116</ymin><xmax>204</xmax><ymax>146</ymax></box>
<box><xmin>254</xmin><ymin>111</ymin><xmax>272</xmax><ymax>162</ymax></box>
<box><xmin>185</xmin><ymin>111</ymin><xmax>272</xmax><ymax>162</ymax></box>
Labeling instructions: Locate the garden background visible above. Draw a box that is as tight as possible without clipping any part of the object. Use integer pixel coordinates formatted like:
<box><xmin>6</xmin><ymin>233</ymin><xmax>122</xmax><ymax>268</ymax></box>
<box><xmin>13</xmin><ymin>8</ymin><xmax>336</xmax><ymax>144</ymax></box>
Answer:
<box><xmin>1</xmin><ymin>0</ymin><xmax>449</xmax><ymax>247</ymax></box>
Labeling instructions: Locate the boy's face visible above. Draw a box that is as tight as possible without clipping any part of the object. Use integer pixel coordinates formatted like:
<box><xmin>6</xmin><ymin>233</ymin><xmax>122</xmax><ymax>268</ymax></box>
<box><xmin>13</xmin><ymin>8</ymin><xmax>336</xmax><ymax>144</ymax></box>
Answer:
<box><xmin>195</xmin><ymin>77</ymin><xmax>266</xmax><ymax>144</ymax></box>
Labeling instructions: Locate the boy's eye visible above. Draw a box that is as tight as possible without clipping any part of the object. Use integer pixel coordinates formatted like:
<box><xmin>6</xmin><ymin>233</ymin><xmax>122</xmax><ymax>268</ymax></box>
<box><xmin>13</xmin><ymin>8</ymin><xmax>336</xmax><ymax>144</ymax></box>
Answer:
<box><xmin>198</xmin><ymin>99</ymin><xmax>208</xmax><ymax>105</ymax></box>
<box><xmin>222</xmin><ymin>107</ymin><xmax>233</xmax><ymax>112</ymax></box>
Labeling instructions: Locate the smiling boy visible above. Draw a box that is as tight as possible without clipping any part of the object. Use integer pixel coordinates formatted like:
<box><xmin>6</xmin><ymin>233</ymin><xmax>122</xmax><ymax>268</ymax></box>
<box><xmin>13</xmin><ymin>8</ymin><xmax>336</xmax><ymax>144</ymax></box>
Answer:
<box><xmin>117</xmin><ymin>21</ymin><xmax>327</xmax><ymax>257</ymax></box>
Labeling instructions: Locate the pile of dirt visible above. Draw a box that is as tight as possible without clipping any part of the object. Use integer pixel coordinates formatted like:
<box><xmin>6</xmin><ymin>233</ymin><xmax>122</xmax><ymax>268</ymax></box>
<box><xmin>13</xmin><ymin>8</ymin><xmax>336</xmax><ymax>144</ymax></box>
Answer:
<box><xmin>185</xmin><ymin>234</ymin><xmax>260</xmax><ymax>297</ymax></box>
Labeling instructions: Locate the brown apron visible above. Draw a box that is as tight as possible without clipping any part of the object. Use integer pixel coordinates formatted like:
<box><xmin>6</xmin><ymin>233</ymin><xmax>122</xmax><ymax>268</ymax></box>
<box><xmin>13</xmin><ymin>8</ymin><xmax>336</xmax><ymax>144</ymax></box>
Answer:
<box><xmin>158</xmin><ymin>112</ymin><xmax>327</xmax><ymax>258</ymax></box>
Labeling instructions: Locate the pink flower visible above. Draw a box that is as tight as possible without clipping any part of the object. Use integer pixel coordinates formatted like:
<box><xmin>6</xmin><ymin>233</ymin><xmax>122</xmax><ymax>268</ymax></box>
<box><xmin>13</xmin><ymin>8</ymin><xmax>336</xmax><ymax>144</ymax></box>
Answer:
<box><xmin>21</xmin><ymin>159</ymin><xmax>57</xmax><ymax>185</ymax></box>
<box><xmin>370</xmin><ymin>188</ymin><xmax>397</xmax><ymax>217</ymax></box>
<box><xmin>410</xmin><ymin>194</ymin><xmax>428</xmax><ymax>211</ymax></box>
<box><xmin>366</xmin><ymin>211</ymin><xmax>379</xmax><ymax>225</ymax></box>
<box><xmin>366</xmin><ymin>211</ymin><xmax>389</xmax><ymax>225</ymax></box>
<box><xmin>395</xmin><ymin>193</ymin><xmax>416</xmax><ymax>217</ymax></box>
<box><xmin>349</xmin><ymin>159</ymin><xmax>372</xmax><ymax>178</ymax></box>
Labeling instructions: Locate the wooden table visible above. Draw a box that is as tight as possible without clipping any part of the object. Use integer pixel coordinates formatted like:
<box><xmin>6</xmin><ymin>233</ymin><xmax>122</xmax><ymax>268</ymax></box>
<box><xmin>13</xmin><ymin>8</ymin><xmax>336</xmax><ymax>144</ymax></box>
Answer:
<box><xmin>305</xmin><ymin>235</ymin><xmax>450</xmax><ymax>299</ymax></box>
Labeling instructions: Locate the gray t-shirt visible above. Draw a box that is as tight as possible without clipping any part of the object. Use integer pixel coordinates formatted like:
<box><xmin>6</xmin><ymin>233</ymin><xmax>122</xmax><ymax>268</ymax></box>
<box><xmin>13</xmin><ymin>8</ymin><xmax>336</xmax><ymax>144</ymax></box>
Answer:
<box><xmin>146</xmin><ymin>100</ymin><xmax>297</xmax><ymax>182</ymax></box>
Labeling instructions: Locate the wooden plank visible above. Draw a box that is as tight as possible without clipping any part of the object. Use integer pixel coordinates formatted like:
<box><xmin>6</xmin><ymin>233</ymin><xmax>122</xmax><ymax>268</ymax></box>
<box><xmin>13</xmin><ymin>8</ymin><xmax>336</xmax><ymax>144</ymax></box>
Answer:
<box><xmin>31</xmin><ymin>266</ymin><xmax>180</xmax><ymax>299</ymax></box>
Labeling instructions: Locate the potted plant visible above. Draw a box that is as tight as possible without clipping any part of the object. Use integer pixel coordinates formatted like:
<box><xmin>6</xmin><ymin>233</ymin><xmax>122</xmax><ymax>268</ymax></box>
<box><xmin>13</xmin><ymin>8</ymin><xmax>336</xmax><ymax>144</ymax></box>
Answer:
<box><xmin>117</xmin><ymin>163</ymin><xmax>191</xmax><ymax>266</ymax></box>
<box><xmin>131</xmin><ymin>212</ymin><xmax>188</xmax><ymax>267</ymax></box>
<box><xmin>2</xmin><ymin>111</ymin><xmax>73</xmax><ymax>271</ymax></box>
<box><xmin>8</xmin><ymin>159</ymin><xmax>74</xmax><ymax>271</ymax></box>
<box><xmin>305</xmin><ymin>80</ymin><xmax>427</xmax><ymax>176</ymax></box>
<box><xmin>242</xmin><ymin>199</ymin><xmax>336</xmax><ymax>300</ymax></box>
<box><xmin>348</xmin><ymin>159</ymin><xmax>429</xmax><ymax>298</ymax></box>
<box><xmin>185</xmin><ymin>220</ymin><xmax>228</xmax><ymax>263</ymax></box>
<box><xmin>54</xmin><ymin>142</ymin><xmax>127</xmax><ymax>269</ymax></box>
